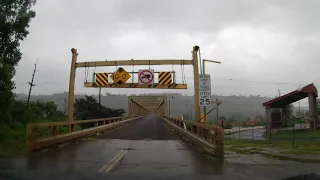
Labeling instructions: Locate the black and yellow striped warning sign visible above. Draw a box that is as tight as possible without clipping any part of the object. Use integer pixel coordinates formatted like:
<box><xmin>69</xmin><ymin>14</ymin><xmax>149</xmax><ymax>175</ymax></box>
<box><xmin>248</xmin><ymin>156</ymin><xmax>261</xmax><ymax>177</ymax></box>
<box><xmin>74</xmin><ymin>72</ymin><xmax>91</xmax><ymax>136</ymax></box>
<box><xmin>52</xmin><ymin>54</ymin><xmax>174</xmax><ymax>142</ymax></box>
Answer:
<box><xmin>158</xmin><ymin>72</ymin><xmax>172</xmax><ymax>85</ymax></box>
<box><xmin>95</xmin><ymin>73</ymin><xmax>109</xmax><ymax>86</ymax></box>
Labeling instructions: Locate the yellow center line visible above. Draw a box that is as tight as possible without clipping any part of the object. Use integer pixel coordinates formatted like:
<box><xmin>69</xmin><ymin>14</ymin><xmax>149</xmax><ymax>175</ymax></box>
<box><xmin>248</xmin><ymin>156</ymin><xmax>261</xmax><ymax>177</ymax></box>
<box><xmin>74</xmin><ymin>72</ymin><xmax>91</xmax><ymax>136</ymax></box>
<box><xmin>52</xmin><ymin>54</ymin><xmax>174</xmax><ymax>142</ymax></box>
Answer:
<box><xmin>99</xmin><ymin>143</ymin><xmax>132</xmax><ymax>173</ymax></box>
<box><xmin>99</xmin><ymin>149</ymin><xmax>124</xmax><ymax>172</ymax></box>
<box><xmin>105</xmin><ymin>149</ymin><xmax>128</xmax><ymax>172</ymax></box>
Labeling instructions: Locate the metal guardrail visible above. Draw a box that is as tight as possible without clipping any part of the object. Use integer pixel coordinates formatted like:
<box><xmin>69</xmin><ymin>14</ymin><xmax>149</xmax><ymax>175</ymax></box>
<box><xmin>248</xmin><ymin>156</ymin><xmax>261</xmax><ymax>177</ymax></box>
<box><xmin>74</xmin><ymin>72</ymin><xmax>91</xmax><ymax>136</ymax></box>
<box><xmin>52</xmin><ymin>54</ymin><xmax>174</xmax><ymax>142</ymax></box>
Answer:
<box><xmin>27</xmin><ymin>116</ymin><xmax>142</xmax><ymax>151</ymax></box>
<box><xmin>158</xmin><ymin>116</ymin><xmax>224</xmax><ymax>158</ymax></box>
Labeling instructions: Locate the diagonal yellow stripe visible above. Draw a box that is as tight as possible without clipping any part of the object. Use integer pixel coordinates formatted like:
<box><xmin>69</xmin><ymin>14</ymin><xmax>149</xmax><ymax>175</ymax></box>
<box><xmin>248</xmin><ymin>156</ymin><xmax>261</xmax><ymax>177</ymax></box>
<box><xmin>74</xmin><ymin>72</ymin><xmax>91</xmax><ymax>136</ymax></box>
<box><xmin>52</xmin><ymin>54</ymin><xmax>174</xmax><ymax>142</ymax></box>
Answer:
<box><xmin>158</xmin><ymin>72</ymin><xmax>167</xmax><ymax>81</ymax></box>
<box><xmin>161</xmin><ymin>73</ymin><xmax>171</xmax><ymax>85</ymax></box>
<box><xmin>97</xmin><ymin>73</ymin><xmax>107</xmax><ymax>84</ymax></box>
<box><xmin>101</xmin><ymin>73</ymin><xmax>109</xmax><ymax>81</ymax></box>
<box><xmin>96</xmin><ymin>73</ymin><xmax>108</xmax><ymax>85</ymax></box>
<box><xmin>96</xmin><ymin>75</ymin><xmax>106</xmax><ymax>85</ymax></box>
<box><xmin>158</xmin><ymin>72</ymin><xmax>164</xmax><ymax>79</ymax></box>
<box><xmin>164</xmin><ymin>77</ymin><xmax>172</xmax><ymax>85</ymax></box>
<box><xmin>96</xmin><ymin>78</ymin><xmax>104</xmax><ymax>86</ymax></box>
<box><xmin>158</xmin><ymin>72</ymin><xmax>169</xmax><ymax>85</ymax></box>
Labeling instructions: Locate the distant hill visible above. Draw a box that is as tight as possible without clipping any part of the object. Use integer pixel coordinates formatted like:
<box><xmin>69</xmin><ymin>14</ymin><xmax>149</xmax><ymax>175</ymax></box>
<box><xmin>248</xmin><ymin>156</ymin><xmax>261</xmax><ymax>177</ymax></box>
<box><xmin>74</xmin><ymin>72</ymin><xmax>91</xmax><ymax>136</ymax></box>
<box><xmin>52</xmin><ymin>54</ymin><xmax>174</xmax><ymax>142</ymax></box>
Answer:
<box><xmin>15</xmin><ymin>92</ymin><xmax>272</xmax><ymax>121</ymax></box>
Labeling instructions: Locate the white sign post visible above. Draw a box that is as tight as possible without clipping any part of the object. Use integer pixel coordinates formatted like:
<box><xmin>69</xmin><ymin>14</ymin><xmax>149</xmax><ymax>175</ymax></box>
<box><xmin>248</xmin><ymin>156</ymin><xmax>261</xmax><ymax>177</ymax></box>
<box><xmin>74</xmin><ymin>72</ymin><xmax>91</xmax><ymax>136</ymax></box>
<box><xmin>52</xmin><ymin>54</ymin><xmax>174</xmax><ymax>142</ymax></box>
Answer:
<box><xmin>199</xmin><ymin>74</ymin><xmax>211</xmax><ymax>107</ymax></box>
<box><xmin>138</xmin><ymin>69</ymin><xmax>154</xmax><ymax>85</ymax></box>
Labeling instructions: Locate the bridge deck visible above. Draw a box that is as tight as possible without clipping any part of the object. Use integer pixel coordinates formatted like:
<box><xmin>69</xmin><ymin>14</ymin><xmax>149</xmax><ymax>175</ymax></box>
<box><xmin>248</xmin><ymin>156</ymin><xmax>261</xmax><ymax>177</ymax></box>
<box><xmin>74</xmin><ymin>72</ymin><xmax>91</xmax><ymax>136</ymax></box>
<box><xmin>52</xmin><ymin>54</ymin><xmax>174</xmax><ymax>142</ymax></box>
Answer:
<box><xmin>2</xmin><ymin>115</ymin><xmax>320</xmax><ymax>179</ymax></box>
<box><xmin>1</xmin><ymin>116</ymin><xmax>219</xmax><ymax>175</ymax></box>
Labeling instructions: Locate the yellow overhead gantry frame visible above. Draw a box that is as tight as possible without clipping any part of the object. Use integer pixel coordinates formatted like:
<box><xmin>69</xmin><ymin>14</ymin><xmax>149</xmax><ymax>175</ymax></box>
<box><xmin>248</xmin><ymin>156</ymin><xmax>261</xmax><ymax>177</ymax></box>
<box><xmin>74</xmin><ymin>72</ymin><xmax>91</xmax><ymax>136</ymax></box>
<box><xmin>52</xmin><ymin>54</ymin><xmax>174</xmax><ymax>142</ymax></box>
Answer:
<box><xmin>68</xmin><ymin>46</ymin><xmax>201</xmax><ymax>123</ymax></box>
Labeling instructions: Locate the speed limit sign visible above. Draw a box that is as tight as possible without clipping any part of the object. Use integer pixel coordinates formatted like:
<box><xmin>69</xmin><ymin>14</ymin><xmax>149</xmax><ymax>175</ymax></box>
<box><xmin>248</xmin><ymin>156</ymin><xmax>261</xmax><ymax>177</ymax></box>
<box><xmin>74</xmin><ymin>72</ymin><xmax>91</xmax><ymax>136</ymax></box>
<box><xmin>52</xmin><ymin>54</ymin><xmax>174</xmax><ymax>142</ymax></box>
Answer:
<box><xmin>199</xmin><ymin>91</ymin><xmax>211</xmax><ymax>107</ymax></box>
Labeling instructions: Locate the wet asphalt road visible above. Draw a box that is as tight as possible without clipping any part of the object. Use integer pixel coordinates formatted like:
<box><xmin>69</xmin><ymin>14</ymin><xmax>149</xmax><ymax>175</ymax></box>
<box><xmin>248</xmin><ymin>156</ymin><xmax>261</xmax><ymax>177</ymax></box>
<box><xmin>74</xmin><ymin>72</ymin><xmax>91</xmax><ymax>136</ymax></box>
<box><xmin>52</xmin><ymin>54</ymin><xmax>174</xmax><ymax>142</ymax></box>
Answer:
<box><xmin>1</xmin><ymin>115</ymin><xmax>320</xmax><ymax>179</ymax></box>
<box><xmin>0</xmin><ymin>115</ymin><xmax>220</xmax><ymax>175</ymax></box>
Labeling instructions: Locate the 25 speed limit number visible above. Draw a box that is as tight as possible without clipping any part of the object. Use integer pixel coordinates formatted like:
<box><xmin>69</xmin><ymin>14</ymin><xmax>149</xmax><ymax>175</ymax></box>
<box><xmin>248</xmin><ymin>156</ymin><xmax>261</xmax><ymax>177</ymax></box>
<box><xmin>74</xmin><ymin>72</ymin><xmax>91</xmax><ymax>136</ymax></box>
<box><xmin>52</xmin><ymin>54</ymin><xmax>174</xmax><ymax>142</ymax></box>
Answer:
<box><xmin>199</xmin><ymin>91</ymin><xmax>211</xmax><ymax>106</ymax></box>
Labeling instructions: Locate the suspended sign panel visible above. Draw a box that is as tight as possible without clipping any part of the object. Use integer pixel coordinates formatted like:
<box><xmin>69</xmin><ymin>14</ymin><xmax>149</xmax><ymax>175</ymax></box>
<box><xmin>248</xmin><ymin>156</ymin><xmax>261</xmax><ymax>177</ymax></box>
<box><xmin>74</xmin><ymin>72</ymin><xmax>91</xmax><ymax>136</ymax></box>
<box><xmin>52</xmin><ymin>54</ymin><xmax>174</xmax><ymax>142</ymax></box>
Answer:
<box><xmin>158</xmin><ymin>72</ymin><xmax>172</xmax><ymax>85</ymax></box>
<box><xmin>199</xmin><ymin>74</ymin><xmax>211</xmax><ymax>91</ymax></box>
<box><xmin>138</xmin><ymin>69</ymin><xmax>154</xmax><ymax>85</ymax></box>
<box><xmin>95</xmin><ymin>73</ymin><xmax>108</xmax><ymax>86</ymax></box>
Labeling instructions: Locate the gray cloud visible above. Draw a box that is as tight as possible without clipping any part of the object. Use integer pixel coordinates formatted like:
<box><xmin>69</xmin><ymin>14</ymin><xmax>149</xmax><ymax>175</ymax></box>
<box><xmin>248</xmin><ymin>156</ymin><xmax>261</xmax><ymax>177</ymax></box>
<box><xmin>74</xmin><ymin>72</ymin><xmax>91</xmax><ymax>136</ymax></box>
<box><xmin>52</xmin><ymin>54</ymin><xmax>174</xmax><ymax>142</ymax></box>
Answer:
<box><xmin>13</xmin><ymin>0</ymin><xmax>320</xmax><ymax>107</ymax></box>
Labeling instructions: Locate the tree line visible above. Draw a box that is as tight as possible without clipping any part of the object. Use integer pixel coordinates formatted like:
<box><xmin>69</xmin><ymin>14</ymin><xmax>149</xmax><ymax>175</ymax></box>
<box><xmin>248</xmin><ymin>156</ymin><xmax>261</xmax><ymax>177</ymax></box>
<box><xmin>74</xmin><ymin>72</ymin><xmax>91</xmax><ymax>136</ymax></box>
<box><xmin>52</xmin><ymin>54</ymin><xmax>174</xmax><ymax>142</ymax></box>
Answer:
<box><xmin>0</xmin><ymin>1</ymin><xmax>124</xmax><ymax>155</ymax></box>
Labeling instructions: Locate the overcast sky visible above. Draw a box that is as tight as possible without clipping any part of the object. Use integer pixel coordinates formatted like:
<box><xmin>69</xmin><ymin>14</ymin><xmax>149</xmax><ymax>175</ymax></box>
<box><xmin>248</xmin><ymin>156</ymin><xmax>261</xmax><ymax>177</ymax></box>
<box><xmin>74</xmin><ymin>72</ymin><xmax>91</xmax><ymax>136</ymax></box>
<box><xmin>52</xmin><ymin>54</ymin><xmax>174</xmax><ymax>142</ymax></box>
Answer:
<box><xmin>15</xmin><ymin>0</ymin><xmax>320</xmax><ymax>106</ymax></box>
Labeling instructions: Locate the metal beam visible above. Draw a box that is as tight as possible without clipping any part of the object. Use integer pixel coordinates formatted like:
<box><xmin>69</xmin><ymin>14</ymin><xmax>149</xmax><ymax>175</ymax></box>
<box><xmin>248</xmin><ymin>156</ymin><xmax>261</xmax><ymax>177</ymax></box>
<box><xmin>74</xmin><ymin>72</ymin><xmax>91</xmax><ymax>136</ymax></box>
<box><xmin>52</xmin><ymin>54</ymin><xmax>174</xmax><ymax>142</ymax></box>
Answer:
<box><xmin>84</xmin><ymin>82</ymin><xmax>187</xmax><ymax>89</ymax></box>
<box><xmin>76</xmin><ymin>59</ymin><xmax>193</xmax><ymax>68</ymax></box>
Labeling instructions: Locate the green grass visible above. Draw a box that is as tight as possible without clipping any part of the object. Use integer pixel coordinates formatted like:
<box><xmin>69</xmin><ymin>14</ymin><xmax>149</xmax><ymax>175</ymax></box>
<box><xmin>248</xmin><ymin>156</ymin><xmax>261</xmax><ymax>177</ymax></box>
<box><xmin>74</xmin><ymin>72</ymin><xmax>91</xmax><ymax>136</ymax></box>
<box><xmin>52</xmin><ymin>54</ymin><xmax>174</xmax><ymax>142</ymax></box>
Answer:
<box><xmin>0</xmin><ymin>140</ymin><xmax>27</xmax><ymax>157</ymax></box>
<box><xmin>0</xmin><ymin>118</ymin><xmax>82</xmax><ymax>157</ymax></box>
<box><xmin>0</xmin><ymin>124</ymin><xmax>28</xmax><ymax>157</ymax></box>
<box><xmin>225</xmin><ymin>139</ymin><xmax>320</xmax><ymax>155</ymax></box>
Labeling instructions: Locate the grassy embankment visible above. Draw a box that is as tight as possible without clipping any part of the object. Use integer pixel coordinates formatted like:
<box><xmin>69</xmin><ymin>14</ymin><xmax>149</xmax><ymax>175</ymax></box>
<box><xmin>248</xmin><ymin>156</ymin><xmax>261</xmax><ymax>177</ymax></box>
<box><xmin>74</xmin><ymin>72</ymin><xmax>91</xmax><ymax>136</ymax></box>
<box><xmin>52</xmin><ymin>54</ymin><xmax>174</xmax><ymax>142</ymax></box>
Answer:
<box><xmin>226</xmin><ymin>130</ymin><xmax>320</xmax><ymax>155</ymax></box>
<box><xmin>0</xmin><ymin>117</ymin><xmax>81</xmax><ymax>156</ymax></box>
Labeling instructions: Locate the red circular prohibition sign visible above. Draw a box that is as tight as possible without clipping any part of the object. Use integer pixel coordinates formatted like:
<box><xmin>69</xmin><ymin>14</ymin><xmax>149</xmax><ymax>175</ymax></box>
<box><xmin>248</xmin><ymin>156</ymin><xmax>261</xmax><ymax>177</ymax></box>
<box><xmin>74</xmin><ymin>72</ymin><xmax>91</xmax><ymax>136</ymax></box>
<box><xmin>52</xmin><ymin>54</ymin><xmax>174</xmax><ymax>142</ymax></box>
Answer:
<box><xmin>139</xmin><ymin>70</ymin><xmax>154</xmax><ymax>84</ymax></box>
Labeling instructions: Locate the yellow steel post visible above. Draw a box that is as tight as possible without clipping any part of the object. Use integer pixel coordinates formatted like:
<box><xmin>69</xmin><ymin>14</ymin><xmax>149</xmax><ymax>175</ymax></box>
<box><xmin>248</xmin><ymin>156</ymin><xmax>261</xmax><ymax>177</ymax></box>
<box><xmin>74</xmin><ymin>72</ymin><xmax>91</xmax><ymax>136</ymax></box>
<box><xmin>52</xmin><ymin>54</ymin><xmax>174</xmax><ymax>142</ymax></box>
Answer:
<box><xmin>68</xmin><ymin>48</ymin><xmax>78</xmax><ymax>122</ymax></box>
<box><xmin>192</xmin><ymin>46</ymin><xmax>201</xmax><ymax>123</ymax></box>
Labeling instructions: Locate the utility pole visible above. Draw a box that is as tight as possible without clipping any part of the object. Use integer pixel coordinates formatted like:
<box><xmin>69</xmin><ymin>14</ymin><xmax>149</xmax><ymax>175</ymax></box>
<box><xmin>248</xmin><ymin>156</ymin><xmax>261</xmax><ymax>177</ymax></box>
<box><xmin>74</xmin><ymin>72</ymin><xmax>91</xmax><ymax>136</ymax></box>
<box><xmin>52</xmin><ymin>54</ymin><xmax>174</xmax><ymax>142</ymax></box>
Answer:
<box><xmin>278</xmin><ymin>89</ymin><xmax>281</xmax><ymax>97</ymax></box>
<box><xmin>27</xmin><ymin>63</ymin><xmax>37</xmax><ymax>108</ymax></box>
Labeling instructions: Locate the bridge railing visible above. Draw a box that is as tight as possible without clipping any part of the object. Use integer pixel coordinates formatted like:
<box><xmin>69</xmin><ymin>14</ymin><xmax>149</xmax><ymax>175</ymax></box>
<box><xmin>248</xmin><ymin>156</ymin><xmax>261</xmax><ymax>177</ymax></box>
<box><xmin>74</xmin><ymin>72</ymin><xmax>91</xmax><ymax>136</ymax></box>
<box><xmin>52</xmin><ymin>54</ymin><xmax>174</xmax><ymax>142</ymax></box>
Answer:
<box><xmin>27</xmin><ymin>116</ymin><xmax>141</xmax><ymax>151</ymax></box>
<box><xmin>158</xmin><ymin>116</ymin><xmax>224</xmax><ymax>157</ymax></box>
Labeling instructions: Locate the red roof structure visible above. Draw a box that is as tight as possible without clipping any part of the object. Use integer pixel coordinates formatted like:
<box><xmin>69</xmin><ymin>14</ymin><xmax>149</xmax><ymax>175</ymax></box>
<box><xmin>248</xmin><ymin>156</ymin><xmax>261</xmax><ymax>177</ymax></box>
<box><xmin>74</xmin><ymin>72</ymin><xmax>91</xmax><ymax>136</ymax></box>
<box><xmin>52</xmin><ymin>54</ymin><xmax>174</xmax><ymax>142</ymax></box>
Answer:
<box><xmin>263</xmin><ymin>83</ymin><xmax>318</xmax><ymax>108</ymax></box>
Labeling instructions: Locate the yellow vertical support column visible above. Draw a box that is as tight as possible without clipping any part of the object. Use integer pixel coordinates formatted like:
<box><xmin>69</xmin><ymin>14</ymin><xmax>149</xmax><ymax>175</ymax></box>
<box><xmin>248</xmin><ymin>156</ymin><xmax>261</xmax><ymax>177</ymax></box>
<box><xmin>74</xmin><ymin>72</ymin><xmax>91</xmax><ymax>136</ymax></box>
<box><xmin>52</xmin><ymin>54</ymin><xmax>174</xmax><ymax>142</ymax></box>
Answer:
<box><xmin>192</xmin><ymin>46</ymin><xmax>200</xmax><ymax>123</ymax></box>
<box><xmin>68</xmin><ymin>48</ymin><xmax>78</xmax><ymax>122</ymax></box>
